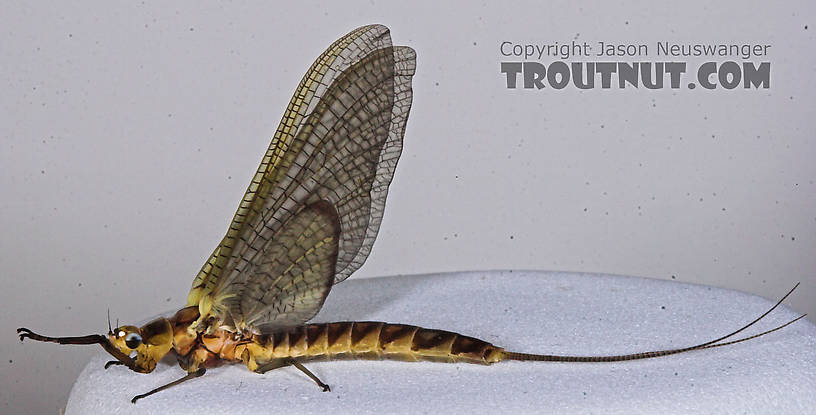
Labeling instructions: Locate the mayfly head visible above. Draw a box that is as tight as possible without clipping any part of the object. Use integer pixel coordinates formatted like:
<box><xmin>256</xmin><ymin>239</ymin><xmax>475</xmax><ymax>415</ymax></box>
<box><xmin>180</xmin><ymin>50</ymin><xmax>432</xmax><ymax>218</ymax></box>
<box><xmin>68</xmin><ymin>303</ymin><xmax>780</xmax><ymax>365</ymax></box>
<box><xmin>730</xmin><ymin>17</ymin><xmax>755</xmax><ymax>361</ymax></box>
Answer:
<box><xmin>108</xmin><ymin>325</ymin><xmax>144</xmax><ymax>353</ymax></box>
<box><xmin>106</xmin><ymin>317</ymin><xmax>175</xmax><ymax>373</ymax></box>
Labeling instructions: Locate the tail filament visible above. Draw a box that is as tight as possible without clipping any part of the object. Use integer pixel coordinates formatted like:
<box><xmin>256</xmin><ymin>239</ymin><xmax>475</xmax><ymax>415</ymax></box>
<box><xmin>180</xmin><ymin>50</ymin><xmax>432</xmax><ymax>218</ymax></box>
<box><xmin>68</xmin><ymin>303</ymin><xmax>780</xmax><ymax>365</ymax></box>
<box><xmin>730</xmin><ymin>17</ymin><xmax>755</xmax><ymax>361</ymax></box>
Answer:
<box><xmin>504</xmin><ymin>283</ymin><xmax>804</xmax><ymax>363</ymax></box>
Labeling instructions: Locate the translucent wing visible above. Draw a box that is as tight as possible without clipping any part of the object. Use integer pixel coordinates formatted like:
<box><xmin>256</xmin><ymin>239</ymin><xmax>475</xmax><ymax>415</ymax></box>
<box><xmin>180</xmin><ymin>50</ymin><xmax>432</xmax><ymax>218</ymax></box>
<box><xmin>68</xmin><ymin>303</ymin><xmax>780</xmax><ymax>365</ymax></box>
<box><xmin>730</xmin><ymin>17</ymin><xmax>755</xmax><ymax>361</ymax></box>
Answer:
<box><xmin>185</xmin><ymin>25</ymin><xmax>416</xmax><ymax>333</ymax></box>
<box><xmin>228</xmin><ymin>201</ymin><xmax>341</xmax><ymax>333</ymax></box>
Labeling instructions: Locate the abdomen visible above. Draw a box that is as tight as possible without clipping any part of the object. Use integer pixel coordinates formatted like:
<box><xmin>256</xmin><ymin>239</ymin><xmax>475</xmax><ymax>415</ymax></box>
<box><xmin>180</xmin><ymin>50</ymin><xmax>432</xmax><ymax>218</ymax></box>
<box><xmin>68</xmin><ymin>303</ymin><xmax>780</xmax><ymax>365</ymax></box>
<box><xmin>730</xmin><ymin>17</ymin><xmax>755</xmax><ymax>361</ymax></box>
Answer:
<box><xmin>244</xmin><ymin>322</ymin><xmax>506</xmax><ymax>366</ymax></box>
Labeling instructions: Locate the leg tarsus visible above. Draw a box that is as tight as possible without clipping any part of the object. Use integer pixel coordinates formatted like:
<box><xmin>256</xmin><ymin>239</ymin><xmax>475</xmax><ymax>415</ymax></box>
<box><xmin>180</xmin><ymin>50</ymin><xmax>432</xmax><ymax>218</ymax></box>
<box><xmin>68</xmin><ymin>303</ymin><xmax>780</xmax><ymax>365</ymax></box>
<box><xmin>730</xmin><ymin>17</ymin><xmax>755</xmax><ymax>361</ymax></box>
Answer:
<box><xmin>131</xmin><ymin>368</ymin><xmax>206</xmax><ymax>404</ymax></box>
<box><xmin>105</xmin><ymin>360</ymin><xmax>124</xmax><ymax>369</ymax></box>
<box><xmin>16</xmin><ymin>328</ymin><xmax>33</xmax><ymax>341</ymax></box>
<box><xmin>288</xmin><ymin>359</ymin><xmax>331</xmax><ymax>392</ymax></box>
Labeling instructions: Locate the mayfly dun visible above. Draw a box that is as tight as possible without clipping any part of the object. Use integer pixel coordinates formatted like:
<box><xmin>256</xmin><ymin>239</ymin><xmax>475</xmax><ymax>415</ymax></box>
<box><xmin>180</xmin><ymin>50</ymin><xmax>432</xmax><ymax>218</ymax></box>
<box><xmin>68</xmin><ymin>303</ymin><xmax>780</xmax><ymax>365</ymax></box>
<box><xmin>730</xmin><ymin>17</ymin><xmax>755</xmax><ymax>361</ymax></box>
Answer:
<box><xmin>17</xmin><ymin>24</ymin><xmax>806</xmax><ymax>404</ymax></box>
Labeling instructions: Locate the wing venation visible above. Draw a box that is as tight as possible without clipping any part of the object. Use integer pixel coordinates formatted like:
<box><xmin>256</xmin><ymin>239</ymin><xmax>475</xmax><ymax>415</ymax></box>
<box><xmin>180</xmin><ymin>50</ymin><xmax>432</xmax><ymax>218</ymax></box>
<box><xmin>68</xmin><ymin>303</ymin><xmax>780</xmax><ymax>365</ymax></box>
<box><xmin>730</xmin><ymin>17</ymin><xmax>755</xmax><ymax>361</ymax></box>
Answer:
<box><xmin>185</xmin><ymin>25</ymin><xmax>416</xmax><ymax>334</ymax></box>
<box><xmin>218</xmin><ymin>201</ymin><xmax>340</xmax><ymax>332</ymax></box>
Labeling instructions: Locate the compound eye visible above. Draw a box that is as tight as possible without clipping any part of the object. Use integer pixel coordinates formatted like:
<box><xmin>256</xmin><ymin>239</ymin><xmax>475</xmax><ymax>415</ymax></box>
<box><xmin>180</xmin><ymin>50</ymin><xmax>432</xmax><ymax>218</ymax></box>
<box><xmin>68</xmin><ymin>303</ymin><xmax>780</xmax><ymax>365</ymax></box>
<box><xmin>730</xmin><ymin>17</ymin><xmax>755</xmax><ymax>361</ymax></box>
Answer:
<box><xmin>125</xmin><ymin>332</ymin><xmax>142</xmax><ymax>349</ymax></box>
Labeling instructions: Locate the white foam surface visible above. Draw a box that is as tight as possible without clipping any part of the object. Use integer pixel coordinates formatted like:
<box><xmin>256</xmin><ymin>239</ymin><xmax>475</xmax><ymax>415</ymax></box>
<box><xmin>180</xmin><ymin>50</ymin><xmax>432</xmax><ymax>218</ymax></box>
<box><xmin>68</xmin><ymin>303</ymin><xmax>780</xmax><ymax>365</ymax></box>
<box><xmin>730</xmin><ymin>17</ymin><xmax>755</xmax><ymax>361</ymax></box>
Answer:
<box><xmin>65</xmin><ymin>271</ymin><xmax>816</xmax><ymax>414</ymax></box>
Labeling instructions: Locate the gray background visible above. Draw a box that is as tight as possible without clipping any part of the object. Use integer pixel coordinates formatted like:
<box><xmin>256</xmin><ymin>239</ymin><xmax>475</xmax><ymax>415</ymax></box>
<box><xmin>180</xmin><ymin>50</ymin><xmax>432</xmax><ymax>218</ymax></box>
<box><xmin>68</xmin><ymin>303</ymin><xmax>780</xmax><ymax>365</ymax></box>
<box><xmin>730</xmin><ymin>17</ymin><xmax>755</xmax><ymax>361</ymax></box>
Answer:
<box><xmin>2</xmin><ymin>1</ymin><xmax>813</xmax><ymax>413</ymax></box>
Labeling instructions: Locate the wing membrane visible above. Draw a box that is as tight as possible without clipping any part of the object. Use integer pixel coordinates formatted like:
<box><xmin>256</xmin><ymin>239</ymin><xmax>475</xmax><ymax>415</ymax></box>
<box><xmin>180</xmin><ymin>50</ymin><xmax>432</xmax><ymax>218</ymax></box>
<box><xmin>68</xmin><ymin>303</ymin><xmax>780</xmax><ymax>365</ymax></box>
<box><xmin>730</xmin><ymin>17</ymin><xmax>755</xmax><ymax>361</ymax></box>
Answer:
<box><xmin>185</xmin><ymin>25</ymin><xmax>416</xmax><ymax>332</ymax></box>
<box><xmin>222</xmin><ymin>201</ymin><xmax>340</xmax><ymax>332</ymax></box>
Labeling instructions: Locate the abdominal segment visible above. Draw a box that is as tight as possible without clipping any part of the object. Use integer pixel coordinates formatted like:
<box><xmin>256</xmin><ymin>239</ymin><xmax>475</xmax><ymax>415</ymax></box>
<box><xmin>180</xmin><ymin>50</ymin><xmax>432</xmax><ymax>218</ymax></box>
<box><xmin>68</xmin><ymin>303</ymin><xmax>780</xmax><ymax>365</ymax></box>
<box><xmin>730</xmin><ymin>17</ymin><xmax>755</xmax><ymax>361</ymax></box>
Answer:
<box><xmin>225</xmin><ymin>322</ymin><xmax>506</xmax><ymax>371</ymax></box>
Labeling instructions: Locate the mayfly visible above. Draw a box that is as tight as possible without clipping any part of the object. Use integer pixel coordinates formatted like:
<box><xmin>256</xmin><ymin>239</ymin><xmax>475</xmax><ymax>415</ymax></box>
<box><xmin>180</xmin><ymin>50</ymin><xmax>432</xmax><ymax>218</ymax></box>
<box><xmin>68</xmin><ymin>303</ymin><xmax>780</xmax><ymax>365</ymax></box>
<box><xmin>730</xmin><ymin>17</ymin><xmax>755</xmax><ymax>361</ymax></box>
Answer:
<box><xmin>17</xmin><ymin>24</ymin><xmax>806</xmax><ymax>404</ymax></box>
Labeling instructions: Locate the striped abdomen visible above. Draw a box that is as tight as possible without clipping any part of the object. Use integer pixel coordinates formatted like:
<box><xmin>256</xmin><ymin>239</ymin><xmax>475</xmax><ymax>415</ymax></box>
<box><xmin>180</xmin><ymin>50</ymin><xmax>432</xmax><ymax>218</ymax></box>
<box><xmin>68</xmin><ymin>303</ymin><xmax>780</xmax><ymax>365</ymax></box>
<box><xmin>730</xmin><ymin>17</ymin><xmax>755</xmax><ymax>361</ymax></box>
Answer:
<box><xmin>241</xmin><ymin>321</ymin><xmax>505</xmax><ymax>369</ymax></box>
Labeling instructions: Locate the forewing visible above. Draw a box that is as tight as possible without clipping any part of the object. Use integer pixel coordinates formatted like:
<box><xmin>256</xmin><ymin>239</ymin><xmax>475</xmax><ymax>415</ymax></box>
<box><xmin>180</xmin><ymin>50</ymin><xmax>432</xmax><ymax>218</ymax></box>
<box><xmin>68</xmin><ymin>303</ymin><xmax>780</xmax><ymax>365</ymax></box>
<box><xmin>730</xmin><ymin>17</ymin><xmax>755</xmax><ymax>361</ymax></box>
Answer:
<box><xmin>187</xmin><ymin>24</ymin><xmax>395</xmax><ymax>306</ymax></box>
<box><xmin>185</xmin><ymin>25</ymin><xmax>416</xmax><ymax>331</ymax></box>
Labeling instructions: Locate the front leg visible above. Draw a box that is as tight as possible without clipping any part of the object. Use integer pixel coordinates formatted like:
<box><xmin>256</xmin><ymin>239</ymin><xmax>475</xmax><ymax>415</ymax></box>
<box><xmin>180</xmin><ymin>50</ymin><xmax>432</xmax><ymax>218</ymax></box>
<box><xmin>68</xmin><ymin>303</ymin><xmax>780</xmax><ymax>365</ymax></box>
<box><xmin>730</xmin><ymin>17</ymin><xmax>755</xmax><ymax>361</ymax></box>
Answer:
<box><xmin>17</xmin><ymin>327</ymin><xmax>143</xmax><ymax>372</ymax></box>
<box><xmin>18</xmin><ymin>327</ymin><xmax>106</xmax><ymax>345</ymax></box>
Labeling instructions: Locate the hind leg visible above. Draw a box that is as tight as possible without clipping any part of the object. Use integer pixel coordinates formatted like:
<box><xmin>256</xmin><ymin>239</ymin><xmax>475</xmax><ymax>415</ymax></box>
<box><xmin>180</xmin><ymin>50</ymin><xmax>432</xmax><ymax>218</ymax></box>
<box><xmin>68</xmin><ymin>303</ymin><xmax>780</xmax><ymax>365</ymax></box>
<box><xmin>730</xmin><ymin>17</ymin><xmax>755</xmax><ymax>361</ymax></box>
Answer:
<box><xmin>255</xmin><ymin>358</ymin><xmax>331</xmax><ymax>392</ymax></box>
